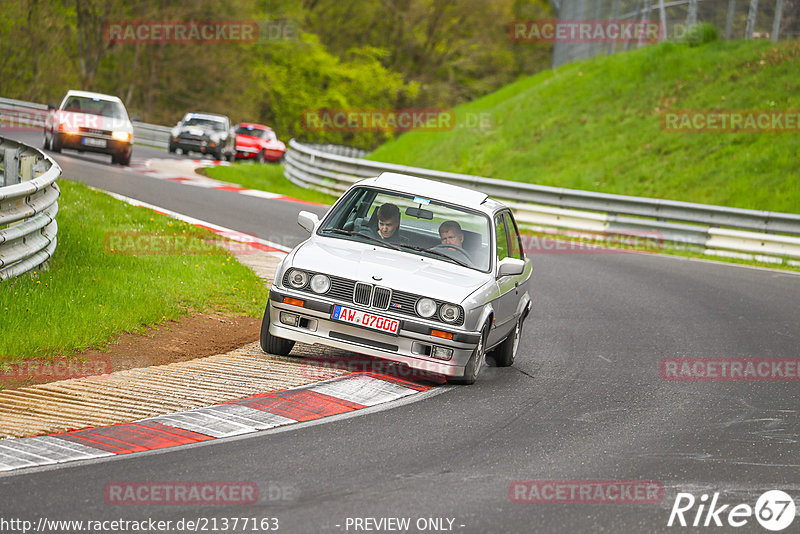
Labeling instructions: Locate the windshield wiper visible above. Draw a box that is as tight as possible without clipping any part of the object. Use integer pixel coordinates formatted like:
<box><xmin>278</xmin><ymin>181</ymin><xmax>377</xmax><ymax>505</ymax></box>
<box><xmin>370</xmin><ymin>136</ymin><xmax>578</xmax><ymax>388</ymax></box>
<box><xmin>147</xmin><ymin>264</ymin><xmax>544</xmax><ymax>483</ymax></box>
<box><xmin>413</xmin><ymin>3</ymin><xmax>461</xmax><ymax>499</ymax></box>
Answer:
<box><xmin>394</xmin><ymin>243</ymin><xmax>472</xmax><ymax>268</ymax></box>
<box><xmin>321</xmin><ymin>228</ymin><xmax>401</xmax><ymax>250</ymax></box>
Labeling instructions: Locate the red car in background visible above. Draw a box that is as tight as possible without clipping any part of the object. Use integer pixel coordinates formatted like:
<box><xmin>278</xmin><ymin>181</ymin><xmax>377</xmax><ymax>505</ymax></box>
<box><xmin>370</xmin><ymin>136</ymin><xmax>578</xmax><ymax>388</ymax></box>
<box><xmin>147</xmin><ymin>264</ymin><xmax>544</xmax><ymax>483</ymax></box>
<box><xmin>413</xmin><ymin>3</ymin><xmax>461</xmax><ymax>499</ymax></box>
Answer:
<box><xmin>234</xmin><ymin>123</ymin><xmax>286</xmax><ymax>163</ymax></box>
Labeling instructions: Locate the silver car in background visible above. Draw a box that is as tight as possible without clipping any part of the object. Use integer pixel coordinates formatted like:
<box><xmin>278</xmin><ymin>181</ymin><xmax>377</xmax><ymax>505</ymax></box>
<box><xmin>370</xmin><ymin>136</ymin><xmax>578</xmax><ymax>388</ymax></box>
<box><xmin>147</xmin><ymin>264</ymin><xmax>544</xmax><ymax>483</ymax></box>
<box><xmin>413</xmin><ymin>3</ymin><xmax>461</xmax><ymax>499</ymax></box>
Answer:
<box><xmin>260</xmin><ymin>172</ymin><xmax>533</xmax><ymax>384</ymax></box>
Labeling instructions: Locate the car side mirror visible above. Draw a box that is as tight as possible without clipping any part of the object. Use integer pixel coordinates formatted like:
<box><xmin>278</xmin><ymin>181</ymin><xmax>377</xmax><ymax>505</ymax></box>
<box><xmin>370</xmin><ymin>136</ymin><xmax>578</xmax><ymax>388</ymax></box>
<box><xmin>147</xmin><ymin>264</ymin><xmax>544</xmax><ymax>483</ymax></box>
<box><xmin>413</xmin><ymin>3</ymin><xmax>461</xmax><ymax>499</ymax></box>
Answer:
<box><xmin>297</xmin><ymin>211</ymin><xmax>320</xmax><ymax>233</ymax></box>
<box><xmin>497</xmin><ymin>257</ymin><xmax>524</xmax><ymax>277</ymax></box>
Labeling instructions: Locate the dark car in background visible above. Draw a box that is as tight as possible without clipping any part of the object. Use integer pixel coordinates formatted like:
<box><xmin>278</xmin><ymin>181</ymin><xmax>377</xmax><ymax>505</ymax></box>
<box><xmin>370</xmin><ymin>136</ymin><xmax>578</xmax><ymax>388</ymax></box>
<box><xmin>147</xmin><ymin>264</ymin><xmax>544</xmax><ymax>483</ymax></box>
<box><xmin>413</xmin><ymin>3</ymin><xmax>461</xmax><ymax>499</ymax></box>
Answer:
<box><xmin>169</xmin><ymin>112</ymin><xmax>235</xmax><ymax>161</ymax></box>
<box><xmin>44</xmin><ymin>90</ymin><xmax>134</xmax><ymax>165</ymax></box>
<box><xmin>234</xmin><ymin>122</ymin><xmax>286</xmax><ymax>163</ymax></box>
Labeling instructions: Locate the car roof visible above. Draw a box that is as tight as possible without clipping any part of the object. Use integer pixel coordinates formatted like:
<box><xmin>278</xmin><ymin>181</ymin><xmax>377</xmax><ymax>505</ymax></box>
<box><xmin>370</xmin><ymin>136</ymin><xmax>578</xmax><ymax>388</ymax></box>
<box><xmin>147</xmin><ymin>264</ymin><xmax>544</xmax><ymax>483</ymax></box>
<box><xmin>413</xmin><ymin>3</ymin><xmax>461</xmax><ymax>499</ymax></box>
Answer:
<box><xmin>237</xmin><ymin>122</ymin><xmax>273</xmax><ymax>130</ymax></box>
<box><xmin>184</xmin><ymin>112</ymin><xmax>228</xmax><ymax>121</ymax></box>
<box><xmin>64</xmin><ymin>90</ymin><xmax>123</xmax><ymax>103</ymax></box>
<box><xmin>357</xmin><ymin>172</ymin><xmax>494</xmax><ymax>211</ymax></box>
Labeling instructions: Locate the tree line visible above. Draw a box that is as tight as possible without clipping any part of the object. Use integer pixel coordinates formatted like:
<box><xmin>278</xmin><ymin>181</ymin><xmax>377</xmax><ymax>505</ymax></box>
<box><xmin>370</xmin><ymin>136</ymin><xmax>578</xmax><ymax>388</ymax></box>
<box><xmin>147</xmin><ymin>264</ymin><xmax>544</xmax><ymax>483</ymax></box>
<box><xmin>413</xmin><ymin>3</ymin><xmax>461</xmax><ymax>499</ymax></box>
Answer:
<box><xmin>0</xmin><ymin>0</ymin><xmax>552</xmax><ymax>148</ymax></box>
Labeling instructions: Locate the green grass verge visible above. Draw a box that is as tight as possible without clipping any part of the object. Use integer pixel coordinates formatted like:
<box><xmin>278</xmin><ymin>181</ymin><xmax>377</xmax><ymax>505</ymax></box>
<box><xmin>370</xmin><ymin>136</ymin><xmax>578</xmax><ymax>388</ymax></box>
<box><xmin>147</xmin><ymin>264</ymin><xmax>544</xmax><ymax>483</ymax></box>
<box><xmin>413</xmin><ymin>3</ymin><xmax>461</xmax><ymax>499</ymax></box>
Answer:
<box><xmin>0</xmin><ymin>180</ymin><xmax>268</xmax><ymax>362</ymax></box>
<box><xmin>201</xmin><ymin>163</ymin><xmax>337</xmax><ymax>205</ymax></box>
<box><xmin>369</xmin><ymin>39</ymin><xmax>800</xmax><ymax>214</ymax></box>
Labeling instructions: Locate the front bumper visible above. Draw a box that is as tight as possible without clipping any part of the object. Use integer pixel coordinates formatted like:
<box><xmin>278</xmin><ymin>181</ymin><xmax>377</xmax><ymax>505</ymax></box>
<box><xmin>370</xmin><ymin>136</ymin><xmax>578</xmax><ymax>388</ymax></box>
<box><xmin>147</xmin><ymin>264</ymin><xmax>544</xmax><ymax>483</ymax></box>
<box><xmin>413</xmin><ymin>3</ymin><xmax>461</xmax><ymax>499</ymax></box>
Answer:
<box><xmin>57</xmin><ymin>133</ymin><xmax>131</xmax><ymax>156</ymax></box>
<box><xmin>267</xmin><ymin>289</ymin><xmax>480</xmax><ymax>378</ymax></box>
<box><xmin>173</xmin><ymin>136</ymin><xmax>221</xmax><ymax>155</ymax></box>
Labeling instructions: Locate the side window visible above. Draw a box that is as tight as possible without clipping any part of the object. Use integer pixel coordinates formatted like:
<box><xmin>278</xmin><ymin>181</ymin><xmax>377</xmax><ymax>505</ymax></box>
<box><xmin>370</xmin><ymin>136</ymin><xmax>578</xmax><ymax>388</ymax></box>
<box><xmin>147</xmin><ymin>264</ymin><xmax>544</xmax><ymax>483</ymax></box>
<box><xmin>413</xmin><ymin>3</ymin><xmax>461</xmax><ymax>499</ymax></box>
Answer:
<box><xmin>495</xmin><ymin>214</ymin><xmax>509</xmax><ymax>262</ymax></box>
<box><xmin>504</xmin><ymin>212</ymin><xmax>524</xmax><ymax>260</ymax></box>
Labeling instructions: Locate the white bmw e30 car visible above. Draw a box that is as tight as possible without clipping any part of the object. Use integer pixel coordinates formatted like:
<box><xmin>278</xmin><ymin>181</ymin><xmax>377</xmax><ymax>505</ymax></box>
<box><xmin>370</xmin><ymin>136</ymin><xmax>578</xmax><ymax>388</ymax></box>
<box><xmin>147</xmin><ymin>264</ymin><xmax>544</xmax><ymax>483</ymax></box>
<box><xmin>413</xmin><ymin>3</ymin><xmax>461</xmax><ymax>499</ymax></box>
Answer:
<box><xmin>260</xmin><ymin>172</ymin><xmax>533</xmax><ymax>384</ymax></box>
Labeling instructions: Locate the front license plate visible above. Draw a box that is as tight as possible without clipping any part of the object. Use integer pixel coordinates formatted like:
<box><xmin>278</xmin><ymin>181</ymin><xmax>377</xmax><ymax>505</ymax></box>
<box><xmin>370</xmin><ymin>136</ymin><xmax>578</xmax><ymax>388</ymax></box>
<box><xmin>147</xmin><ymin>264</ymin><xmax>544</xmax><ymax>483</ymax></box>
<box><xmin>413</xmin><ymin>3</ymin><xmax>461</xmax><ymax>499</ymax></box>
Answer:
<box><xmin>83</xmin><ymin>137</ymin><xmax>106</xmax><ymax>148</ymax></box>
<box><xmin>332</xmin><ymin>305</ymin><xmax>399</xmax><ymax>335</ymax></box>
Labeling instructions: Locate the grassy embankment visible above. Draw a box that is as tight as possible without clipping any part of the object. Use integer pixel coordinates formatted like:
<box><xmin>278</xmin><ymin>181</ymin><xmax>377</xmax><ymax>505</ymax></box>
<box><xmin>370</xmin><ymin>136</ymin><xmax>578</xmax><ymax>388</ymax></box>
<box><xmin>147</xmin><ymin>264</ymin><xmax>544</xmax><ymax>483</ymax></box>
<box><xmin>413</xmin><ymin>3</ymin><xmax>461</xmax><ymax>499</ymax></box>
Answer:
<box><xmin>0</xmin><ymin>180</ymin><xmax>267</xmax><ymax>362</ymax></box>
<box><xmin>370</xmin><ymin>39</ymin><xmax>800</xmax><ymax>214</ymax></box>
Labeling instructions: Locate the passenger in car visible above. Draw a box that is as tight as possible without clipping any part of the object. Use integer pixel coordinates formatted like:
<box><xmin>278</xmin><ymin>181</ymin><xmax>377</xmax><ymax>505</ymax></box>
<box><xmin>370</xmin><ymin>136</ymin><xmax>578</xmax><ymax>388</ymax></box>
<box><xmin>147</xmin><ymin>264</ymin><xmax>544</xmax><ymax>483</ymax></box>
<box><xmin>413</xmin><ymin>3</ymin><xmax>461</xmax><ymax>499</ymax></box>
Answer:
<box><xmin>376</xmin><ymin>203</ymin><xmax>409</xmax><ymax>244</ymax></box>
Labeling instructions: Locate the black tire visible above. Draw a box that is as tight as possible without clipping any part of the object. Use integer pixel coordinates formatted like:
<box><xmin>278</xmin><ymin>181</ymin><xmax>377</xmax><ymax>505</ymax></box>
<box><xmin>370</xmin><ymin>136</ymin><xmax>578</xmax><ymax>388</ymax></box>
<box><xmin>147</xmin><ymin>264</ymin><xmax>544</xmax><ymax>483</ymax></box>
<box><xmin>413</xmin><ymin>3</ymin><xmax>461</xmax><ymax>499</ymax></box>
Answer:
<box><xmin>43</xmin><ymin>132</ymin><xmax>50</xmax><ymax>150</ymax></box>
<box><xmin>448</xmin><ymin>324</ymin><xmax>488</xmax><ymax>385</ymax></box>
<box><xmin>168</xmin><ymin>143</ymin><xmax>176</xmax><ymax>154</ymax></box>
<box><xmin>255</xmin><ymin>150</ymin><xmax>265</xmax><ymax>164</ymax></box>
<box><xmin>260</xmin><ymin>305</ymin><xmax>295</xmax><ymax>356</ymax></box>
<box><xmin>111</xmin><ymin>153</ymin><xmax>119</xmax><ymax>165</ymax></box>
<box><xmin>51</xmin><ymin>134</ymin><xmax>61</xmax><ymax>153</ymax></box>
<box><xmin>118</xmin><ymin>152</ymin><xmax>131</xmax><ymax>166</ymax></box>
<box><xmin>227</xmin><ymin>150</ymin><xmax>236</xmax><ymax>163</ymax></box>
<box><xmin>488</xmin><ymin>317</ymin><xmax>523</xmax><ymax>368</ymax></box>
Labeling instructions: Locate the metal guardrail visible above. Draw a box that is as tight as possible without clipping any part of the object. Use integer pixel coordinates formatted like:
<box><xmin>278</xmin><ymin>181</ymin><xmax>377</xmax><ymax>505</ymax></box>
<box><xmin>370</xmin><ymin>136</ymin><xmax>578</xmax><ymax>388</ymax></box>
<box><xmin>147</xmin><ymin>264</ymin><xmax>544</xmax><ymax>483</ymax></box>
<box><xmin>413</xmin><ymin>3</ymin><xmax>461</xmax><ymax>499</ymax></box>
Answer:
<box><xmin>0</xmin><ymin>136</ymin><xmax>61</xmax><ymax>280</ymax></box>
<box><xmin>0</xmin><ymin>97</ymin><xmax>171</xmax><ymax>149</ymax></box>
<box><xmin>284</xmin><ymin>139</ymin><xmax>800</xmax><ymax>262</ymax></box>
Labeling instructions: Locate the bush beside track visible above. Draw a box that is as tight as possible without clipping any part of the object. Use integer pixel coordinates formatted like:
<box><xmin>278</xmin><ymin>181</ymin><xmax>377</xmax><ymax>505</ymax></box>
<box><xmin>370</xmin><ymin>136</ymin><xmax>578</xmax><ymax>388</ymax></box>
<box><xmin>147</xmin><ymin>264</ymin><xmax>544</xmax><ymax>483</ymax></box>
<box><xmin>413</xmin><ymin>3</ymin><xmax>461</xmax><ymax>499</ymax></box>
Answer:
<box><xmin>0</xmin><ymin>180</ymin><xmax>267</xmax><ymax>361</ymax></box>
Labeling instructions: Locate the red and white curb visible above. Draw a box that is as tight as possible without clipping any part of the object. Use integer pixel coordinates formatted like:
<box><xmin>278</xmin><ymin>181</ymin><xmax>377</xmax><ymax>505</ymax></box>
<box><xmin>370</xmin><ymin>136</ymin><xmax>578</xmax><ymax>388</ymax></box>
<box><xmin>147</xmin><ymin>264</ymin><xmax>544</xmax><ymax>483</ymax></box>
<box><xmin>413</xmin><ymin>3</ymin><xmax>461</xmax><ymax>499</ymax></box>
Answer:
<box><xmin>0</xmin><ymin>373</ymin><xmax>433</xmax><ymax>473</ymax></box>
<box><xmin>103</xmin><ymin>190</ymin><xmax>290</xmax><ymax>258</ymax></box>
<box><xmin>127</xmin><ymin>158</ymin><xmax>324</xmax><ymax>206</ymax></box>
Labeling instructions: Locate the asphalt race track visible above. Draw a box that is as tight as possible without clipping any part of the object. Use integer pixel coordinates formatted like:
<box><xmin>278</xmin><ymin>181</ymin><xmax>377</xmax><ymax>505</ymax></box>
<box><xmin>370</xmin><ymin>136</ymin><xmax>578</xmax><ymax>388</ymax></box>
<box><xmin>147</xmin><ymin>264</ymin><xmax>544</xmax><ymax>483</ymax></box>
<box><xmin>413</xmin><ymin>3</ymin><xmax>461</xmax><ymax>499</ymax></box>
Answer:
<box><xmin>1</xmin><ymin>130</ymin><xmax>798</xmax><ymax>533</ymax></box>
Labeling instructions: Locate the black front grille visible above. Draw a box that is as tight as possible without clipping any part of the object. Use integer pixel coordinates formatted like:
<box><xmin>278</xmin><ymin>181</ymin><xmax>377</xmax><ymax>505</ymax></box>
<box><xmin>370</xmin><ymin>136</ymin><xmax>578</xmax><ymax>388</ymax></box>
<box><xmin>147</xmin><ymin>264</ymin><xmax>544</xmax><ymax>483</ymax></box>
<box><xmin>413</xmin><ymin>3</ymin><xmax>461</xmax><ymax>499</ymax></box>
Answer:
<box><xmin>79</xmin><ymin>127</ymin><xmax>110</xmax><ymax>136</ymax></box>
<box><xmin>372</xmin><ymin>287</ymin><xmax>391</xmax><ymax>310</ymax></box>
<box><xmin>353</xmin><ymin>282</ymin><xmax>372</xmax><ymax>306</ymax></box>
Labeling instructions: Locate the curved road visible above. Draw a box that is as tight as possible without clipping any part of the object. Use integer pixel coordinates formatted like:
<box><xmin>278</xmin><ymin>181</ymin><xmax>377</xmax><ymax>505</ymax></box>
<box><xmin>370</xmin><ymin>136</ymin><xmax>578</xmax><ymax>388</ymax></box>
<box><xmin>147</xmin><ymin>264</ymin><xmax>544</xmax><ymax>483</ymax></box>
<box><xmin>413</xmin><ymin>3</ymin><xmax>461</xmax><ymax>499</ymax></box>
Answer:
<box><xmin>2</xmin><ymin>130</ymin><xmax>798</xmax><ymax>533</ymax></box>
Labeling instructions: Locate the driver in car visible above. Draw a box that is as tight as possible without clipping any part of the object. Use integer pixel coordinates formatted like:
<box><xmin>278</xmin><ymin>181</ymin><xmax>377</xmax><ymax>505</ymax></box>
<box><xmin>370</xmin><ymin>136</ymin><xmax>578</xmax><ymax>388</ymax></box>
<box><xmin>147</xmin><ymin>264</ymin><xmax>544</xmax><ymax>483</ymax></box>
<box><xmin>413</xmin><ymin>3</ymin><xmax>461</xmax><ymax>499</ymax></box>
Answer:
<box><xmin>439</xmin><ymin>220</ymin><xmax>465</xmax><ymax>247</ymax></box>
<box><xmin>376</xmin><ymin>203</ymin><xmax>409</xmax><ymax>244</ymax></box>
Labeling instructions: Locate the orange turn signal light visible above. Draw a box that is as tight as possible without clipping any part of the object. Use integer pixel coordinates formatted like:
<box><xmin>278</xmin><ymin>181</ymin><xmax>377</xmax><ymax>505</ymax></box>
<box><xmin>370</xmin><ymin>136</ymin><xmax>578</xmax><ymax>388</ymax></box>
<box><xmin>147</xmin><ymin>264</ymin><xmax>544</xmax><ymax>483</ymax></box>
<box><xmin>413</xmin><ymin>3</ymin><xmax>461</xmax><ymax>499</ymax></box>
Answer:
<box><xmin>283</xmin><ymin>297</ymin><xmax>304</xmax><ymax>307</ymax></box>
<box><xmin>431</xmin><ymin>329</ymin><xmax>453</xmax><ymax>340</ymax></box>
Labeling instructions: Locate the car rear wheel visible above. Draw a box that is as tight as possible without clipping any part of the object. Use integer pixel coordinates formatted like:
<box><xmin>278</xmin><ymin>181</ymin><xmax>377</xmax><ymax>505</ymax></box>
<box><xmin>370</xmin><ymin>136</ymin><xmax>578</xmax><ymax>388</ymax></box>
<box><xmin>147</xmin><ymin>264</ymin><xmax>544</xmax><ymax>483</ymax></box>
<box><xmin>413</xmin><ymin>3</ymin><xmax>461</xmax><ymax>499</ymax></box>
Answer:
<box><xmin>260</xmin><ymin>305</ymin><xmax>295</xmax><ymax>356</ymax></box>
<box><xmin>255</xmin><ymin>150</ymin><xmax>265</xmax><ymax>164</ymax></box>
<box><xmin>448</xmin><ymin>324</ymin><xmax>488</xmax><ymax>385</ymax></box>
<box><xmin>51</xmin><ymin>134</ymin><xmax>61</xmax><ymax>153</ymax></box>
<box><xmin>488</xmin><ymin>317</ymin><xmax>523</xmax><ymax>368</ymax></box>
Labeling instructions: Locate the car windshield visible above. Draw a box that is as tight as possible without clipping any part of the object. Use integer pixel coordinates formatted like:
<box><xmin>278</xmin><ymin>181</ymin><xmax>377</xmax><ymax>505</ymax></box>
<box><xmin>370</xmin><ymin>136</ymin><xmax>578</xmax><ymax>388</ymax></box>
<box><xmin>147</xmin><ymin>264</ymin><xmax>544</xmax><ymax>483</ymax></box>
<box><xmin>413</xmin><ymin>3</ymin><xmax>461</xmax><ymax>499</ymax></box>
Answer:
<box><xmin>62</xmin><ymin>96</ymin><xmax>127</xmax><ymax>119</ymax></box>
<box><xmin>319</xmin><ymin>186</ymin><xmax>491</xmax><ymax>271</ymax></box>
<box><xmin>235</xmin><ymin>126</ymin><xmax>267</xmax><ymax>138</ymax></box>
<box><xmin>185</xmin><ymin>117</ymin><xmax>226</xmax><ymax>131</ymax></box>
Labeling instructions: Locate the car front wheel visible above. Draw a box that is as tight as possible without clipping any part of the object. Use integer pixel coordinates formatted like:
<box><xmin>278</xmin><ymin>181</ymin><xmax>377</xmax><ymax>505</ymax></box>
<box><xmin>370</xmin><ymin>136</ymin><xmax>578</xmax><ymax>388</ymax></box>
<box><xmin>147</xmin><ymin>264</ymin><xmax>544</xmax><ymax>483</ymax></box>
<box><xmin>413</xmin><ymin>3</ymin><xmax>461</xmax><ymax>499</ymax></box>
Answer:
<box><xmin>448</xmin><ymin>324</ymin><xmax>488</xmax><ymax>385</ymax></box>
<box><xmin>488</xmin><ymin>317</ymin><xmax>523</xmax><ymax>367</ymax></box>
<box><xmin>260</xmin><ymin>305</ymin><xmax>295</xmax><ymax>356</ymax></box>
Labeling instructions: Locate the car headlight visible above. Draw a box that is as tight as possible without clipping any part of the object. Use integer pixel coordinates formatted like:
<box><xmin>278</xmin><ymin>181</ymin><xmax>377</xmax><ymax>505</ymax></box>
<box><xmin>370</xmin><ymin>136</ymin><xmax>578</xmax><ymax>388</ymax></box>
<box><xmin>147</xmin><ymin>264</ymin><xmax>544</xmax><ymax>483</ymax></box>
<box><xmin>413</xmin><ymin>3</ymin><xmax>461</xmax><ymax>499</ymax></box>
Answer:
<box><xmin>310</xmin><ymin>274</ymin><xmax>330</xmax><ymax>294</ymax></box>
<box><xmin>415</xmin><ymin>298</ymin><xmax>437</xmax><ymax>318</ymax></box>
<box><xmin>112</xmin><ymin>131</ymin><xmax>131</xmax><ymax>142</ymax></box>
<box><xmin>439</xmin><ymin>303</ymin><xmax>460</xmax><ymax>323</ymax></box>
<box><xmin>59</xmin><ymin>122</ymin><xmax>79</xmax><ymax>134</ymax></box>
<box><xmin>287</xmin><ymin>269</ymin><xmax>308</xmax><ymax>289</ymax></box>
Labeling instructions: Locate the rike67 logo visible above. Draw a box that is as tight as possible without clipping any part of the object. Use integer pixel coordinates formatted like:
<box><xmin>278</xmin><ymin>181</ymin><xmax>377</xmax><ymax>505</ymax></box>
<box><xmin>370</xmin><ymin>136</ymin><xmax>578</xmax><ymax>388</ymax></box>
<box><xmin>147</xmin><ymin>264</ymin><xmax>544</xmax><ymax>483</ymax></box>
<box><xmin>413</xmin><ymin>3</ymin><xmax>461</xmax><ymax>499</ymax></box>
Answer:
<box><xmin>668</xmin><ymin>490</ymin><xmax>795</xmax><ymax>531</ymax></box>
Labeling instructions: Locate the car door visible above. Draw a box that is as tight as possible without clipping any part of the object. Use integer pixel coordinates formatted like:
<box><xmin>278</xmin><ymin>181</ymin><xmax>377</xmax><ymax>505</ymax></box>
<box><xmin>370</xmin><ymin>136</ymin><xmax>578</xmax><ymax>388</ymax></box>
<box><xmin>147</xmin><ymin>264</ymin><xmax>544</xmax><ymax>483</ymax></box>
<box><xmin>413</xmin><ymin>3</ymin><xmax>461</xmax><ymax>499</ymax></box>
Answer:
<box><xmin>490</xmin><ymin>210</ymin><xmax>527</xmax><ymax>346</ymax></box>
